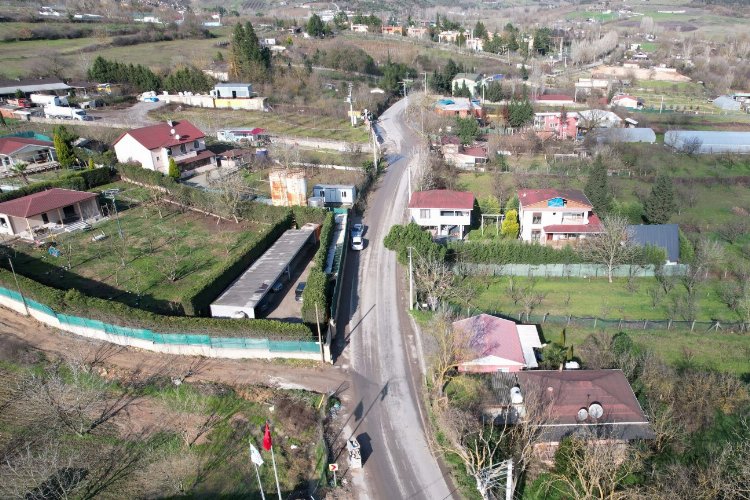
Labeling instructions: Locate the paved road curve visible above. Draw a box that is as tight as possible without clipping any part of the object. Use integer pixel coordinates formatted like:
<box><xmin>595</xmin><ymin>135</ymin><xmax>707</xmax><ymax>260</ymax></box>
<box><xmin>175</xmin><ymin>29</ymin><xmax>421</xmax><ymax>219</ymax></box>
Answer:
<box><xmin>335</xmin><ymin>98</ymin><xmax>457</xmax><ymax>499</ymax></box>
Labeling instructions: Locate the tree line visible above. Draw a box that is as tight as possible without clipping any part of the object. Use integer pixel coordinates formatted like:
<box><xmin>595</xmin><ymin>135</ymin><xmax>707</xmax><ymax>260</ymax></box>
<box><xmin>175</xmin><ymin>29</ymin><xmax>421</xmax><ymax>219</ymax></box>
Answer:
<box><xmin>87</xmin><ymin>57</ymin><xmax>214</xmax><ymax>93</ymax></box>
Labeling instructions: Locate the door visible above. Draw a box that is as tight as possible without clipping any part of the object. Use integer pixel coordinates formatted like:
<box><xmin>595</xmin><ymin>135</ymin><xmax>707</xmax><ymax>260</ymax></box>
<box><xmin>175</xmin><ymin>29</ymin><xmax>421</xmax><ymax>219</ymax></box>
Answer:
<box><xmin>62</xmin><ymin>205</ymin><xmax>77</xmax><ymax>220</ymax></box>
<box><xmin>41</xmin><ymin>213</ymin><xmax>49</xmax><ymax>224</ymax></box>
<box><xmin>232</xmin><ymin>90</ymin><xmax>237</xmax><ymax>98</ymax></box>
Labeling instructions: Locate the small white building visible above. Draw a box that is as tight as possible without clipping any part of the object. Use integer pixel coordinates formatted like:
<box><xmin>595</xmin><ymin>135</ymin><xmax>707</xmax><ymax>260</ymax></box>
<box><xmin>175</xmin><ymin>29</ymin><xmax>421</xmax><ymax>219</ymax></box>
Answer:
<box><xmin>113</xmin><ymin>120</ymin><xmax>216</xmax><ymax>176</ymax></box>
<box><xmin>312</xmin><ymin>184</ymin><xmax>356</xmax><ymax>205</ymax></box>
<box><xmin>210</xmin><ymin>83</ymin><xmax>254</xmax><ymax>99</ymax></box>
<box><xmin>518</xmin><ymin>188</ymin><xmax>601</xmax><ymax>245</ymax></box>
<box><xmin>611</xmin><ymin>94</ymin><xmax>642</xmax><ymax>109</ymax></box>
<box><xmin>451</xmin><ymin>73</ymin><xmax>483</xmax><ymax>97</ymax></box>
<box><xmin>350</xmin><ymin>23</ymin><xmax>369</xmax><ymax>33</ymax></box>
<box><xmin>408</xmin><ymin>190</ymin><xmax>475</xmax><ymax>238</ymax></box>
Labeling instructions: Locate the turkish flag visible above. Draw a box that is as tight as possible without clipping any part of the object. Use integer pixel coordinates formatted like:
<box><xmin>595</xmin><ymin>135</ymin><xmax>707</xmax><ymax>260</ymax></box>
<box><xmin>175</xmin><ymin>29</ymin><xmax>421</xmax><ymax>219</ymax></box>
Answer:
<box><xmin>263</xmin><ymin>422</ymin><xmax>272</xmax><ymax>451</ymax></box>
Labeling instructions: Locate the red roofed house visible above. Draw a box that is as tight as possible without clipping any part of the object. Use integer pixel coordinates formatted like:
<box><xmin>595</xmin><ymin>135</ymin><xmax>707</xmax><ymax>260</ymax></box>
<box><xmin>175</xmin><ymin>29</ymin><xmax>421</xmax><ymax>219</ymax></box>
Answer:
<box><xmin>0</xmin><ymin>188</ymin><xmax>101</xmax><ymax>239</ymax></box>
<box><xmin>518</xmin><ymin>189</ymin><xmax>602</xmax><ymax>245</ymax></box>
<box><xmin>610</xmin><ymin>94</ymin><xmax>643</xmax><ymax>110</ymax></box>
<box><xmin>0</xmin><ymin>136</ymin><xmax>57</xmax><ymax>173</ymax></box>
<box><xmin>113</xmin><ymin>120</ymin><xmax>216</xmax><ymax>177</ymax></box>
<box><xmin>408</xmin><ymin>189</ymin><xmax>475</xmax><ymax>238</ymax></box>
<box><xmin>453</xmin><ymin>314</ymin><xmax>541</xmax><ymax>373</ymax></box>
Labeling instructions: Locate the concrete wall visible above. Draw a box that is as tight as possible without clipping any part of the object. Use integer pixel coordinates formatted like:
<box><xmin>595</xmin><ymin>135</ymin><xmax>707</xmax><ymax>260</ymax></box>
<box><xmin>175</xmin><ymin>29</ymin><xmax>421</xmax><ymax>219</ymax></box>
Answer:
<box><xmin>0</xmin><ymin>293</ymin><xmax>330</xmax><ymax>362</ymax></box>
<box><xmin>160</xmin><ymin>93</ymin><xmax>266</xmax><ymax>111</ymax></box>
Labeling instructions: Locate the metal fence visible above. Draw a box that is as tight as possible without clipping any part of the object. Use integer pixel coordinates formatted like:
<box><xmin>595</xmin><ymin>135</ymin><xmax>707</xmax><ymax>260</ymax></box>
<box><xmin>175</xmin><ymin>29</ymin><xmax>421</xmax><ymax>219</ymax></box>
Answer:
<box><xmin>452</xmin><ymin>262</ymin><xmax>688</xmax><ymax>278</ymax></box>
<box><xmin>454</xmin><ymin>306</ymin><xmax>748</xmax><ymax>334</ymax></box>
<box><xmin>0</xmin><ymin>287</ymin><xmax>320</xmax><ymax>353</ymax></box>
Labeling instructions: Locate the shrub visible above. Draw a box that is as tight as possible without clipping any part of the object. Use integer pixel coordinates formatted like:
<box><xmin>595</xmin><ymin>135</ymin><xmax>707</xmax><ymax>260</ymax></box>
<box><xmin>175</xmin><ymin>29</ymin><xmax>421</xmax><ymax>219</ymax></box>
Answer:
<box><xmin>383</xmin><ymin>223</ymin><xmax>446</xmax><ymax>265</ymax></box>
<box><xmin>449</xmin><ymin>240</ymin><xmax>583</xmax><ymax>265</ymax></box>
<box><xmin>301</xmin><ymin>211</ymin><xmax>335</xmax><ymax>324</ymax></box>
<box><xmin>0</xmin><ymin>268</ymin><xmax>312</xmax><ymax>340</ymax></box>
<box><xmin>0</xmin><ymin>168</ymin><xmax>112</xmax><ymax>203</ymax></box>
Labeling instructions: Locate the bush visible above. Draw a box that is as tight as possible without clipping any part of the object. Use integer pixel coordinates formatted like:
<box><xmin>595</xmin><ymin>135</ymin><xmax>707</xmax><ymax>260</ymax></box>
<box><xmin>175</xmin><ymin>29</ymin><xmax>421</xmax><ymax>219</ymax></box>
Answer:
<box><xmin>0</xmin><ymin>168</ymin><xmax>112</xmax><ymax>203</ymax></box>
<box><xmin>0</xmin><ymin>268</ymin><xmax>312</xmax><ymax>340</ymax></box>
<box><xmin>383</xmin><ymin>223</ymin><xmax>446</xmax><ymax>265</ymax></box>
<box><xmin>449</xmin><ymin>240</ymin><xmax>583</xmax><ymax>265</ymax></box>
<box><xmin>301</xmin><ymin>211</ymin><xmax>335</xmax><ymax>324</ymax></box>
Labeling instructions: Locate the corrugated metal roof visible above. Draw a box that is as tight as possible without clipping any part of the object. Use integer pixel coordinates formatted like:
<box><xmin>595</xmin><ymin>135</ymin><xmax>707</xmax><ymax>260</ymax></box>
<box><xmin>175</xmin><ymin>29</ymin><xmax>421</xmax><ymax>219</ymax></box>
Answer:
<box><xmin>665</xmin><ymin>130</ymin><xmax>750</xmax><ymax>154</ymax></box>
<box><xmin>628</xmin><ymin>224</ymin><xmax>679</xmax><ymax>262</ymax></box>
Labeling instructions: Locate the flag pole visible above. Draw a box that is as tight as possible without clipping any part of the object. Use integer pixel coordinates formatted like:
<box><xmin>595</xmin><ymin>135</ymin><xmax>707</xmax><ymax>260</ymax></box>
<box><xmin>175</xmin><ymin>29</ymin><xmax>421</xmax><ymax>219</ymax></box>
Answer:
<box><xmin>254</xmin><ymin>462</ymin><xmax>266</xmax><ymax>500</ymax></box>
<box><xmin>270</xmin><ymin>445</ymin><xmax>282</xmax><ymax>500</ymax></box>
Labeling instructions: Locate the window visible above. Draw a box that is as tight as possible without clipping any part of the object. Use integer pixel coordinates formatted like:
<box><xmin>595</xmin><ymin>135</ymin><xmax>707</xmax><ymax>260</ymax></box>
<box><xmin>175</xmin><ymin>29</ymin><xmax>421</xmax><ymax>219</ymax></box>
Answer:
<box><xmin>193</xmin><ymin>140</ymin><xmax>200</xmax><ymax>149</ymax></box>
<box><xmin>0</xmin><ymin>217</ymin><xmax>8</xmax><ymax>228</ymax></box>
<box><xmin>341</xmin><ymin>191</ymin><xmax>347</xmax><ymax>199</ymax></box>
<box><xmin>531</xmin><ymin>230</ymin><xmax>541</xmax><ymax>242</ymax></box>
<box><xmin>532</xmin><ymin>212</ymin><xmax>542</xmax><ymax>224</ymax></box>
<box><xmin>420</xmin><ymin>209</ymin><xmax>430</xmax><ymax>218</ymax></box>
<box><xmin>180</xmin><ymin>144</ymin><xmax>187</xmax><ymax>154</ymax></box>
<box><xmin>165</xmin><ymin>148</ymin><xmax>172</xmax><ymax>156</ymax></box>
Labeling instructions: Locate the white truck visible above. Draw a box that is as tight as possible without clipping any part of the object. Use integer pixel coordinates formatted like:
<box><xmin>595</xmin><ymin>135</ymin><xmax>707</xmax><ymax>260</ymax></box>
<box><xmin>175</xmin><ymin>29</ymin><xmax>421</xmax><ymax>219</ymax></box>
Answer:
<box><xmin>44</xmin><ymin>105</ymin><xmax>88</xmax><ymax>121</ymax></box>
<box><xmin>30</xmin><ymin>94</ymin><xmax>68</xmax><ymax>106</ymax></box>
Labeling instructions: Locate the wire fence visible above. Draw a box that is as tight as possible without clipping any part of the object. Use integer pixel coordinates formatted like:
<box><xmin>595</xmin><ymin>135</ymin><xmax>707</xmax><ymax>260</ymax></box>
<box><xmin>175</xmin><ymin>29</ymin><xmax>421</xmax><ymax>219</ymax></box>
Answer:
<box><xmin>0</xmin><ymin>287</ymin><xmax>320</xmax><ymax>353</ymax></box>
<box><xmin>452</xmin><ymin>262</ymin><xmax>688</xmax><ymax>278</ymax></box>
<box><xmin>450</xmin><ymin>305</ymin><xmax>749</xmax><ymax>334</ymax></box>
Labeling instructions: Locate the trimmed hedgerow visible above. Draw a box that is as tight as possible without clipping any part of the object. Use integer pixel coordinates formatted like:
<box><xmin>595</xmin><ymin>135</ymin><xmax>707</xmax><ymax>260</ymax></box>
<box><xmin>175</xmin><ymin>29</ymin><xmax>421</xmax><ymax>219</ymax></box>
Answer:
<box><xmin>0</xmin><ymin>269</ymin><xmax>313</xmax><ymax>340</ymax></box>
<box><xmin>301</xmin><ymin>211</ymin><xmax>335</xmax><ymax>324</ymax></box>
<box><xmin>0</xmin><ymin>168</ymin><xmax>113</xmax><ymax>203</ymax></box>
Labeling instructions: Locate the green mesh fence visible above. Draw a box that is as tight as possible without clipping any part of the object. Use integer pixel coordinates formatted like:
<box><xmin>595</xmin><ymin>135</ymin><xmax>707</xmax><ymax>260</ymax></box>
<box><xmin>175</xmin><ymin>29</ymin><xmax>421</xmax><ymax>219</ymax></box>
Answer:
<box><xmin>453</xmin><ymin>263</ymin><xmax>689</xmax><ymax>278</ymax></box>
<box><xmin>0</xmin><ymin>285</ymin><xmax>320</xmax><ymax>354</ymax></box>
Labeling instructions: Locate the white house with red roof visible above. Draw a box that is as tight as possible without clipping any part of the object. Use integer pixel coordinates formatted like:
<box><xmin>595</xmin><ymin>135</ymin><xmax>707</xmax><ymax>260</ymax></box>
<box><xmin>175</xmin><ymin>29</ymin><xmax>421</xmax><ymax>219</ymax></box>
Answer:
<box><xmin>408</xmin><ymin>189</ymin><xmax>475</xmax><ymax>238</ymax></box>
<box><xmin>453</xmin><ymin>314</ymin><xmax>541</xmax><ymax>373</ymax></box>
<box><xmin>610</xmin><ymin>94</ymin><xmax>642</xmax><ymax>110</ymax></box>
<box><xmin>518</xmin><ymin>188</ymin><xmax>602</xmax><ymax>245</ymax></box>
<box><xmin>0</xmin><ymin>188</ymin><xmax>100</xmax><ymax>238</ymax></box>
<box><xmin>113</xmin><ymin>120</ymin><xmax>216</xmax><ymax>176</ymax></box>
<box><xmin>0</xmin><ymin>136</ymin><xmax>57</xmax><ymax>173</ymax></box>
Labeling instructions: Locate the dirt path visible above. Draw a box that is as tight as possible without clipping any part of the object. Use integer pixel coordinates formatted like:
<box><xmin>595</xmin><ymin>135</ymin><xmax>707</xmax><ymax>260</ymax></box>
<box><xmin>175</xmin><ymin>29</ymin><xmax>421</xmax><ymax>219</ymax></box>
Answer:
<box><xmin>0</xmin><ymin>307</ymin><xmax>349</xmax><ymax>395</ymax></box>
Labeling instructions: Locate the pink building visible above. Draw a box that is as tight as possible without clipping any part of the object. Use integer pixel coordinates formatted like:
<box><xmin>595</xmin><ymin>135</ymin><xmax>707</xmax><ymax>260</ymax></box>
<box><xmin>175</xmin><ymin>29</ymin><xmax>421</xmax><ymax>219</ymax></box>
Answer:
<box><xmin>453</xmin><ymin>314</ymin><xmax>541</xmax><ymax>373</ymax></box>
<box><xmin>533</xmin><ymin>112</ymin><xmax>579</xmax><ymax>140</ymax></box>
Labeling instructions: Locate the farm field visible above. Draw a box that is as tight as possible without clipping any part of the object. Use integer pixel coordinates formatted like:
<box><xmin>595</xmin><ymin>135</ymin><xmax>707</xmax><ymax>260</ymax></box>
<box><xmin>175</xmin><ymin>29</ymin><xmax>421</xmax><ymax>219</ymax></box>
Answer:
<box><xmin>150</xmin><ymin>105</ymin><xmax>370</xmax><ymax>143</ymax></box>
<box><xmin>0</xmin><ymin>353</ymin><xmax>325</xmax><ymax>498</ymax></box>
<box><xmin>5</xmin><ymin>182</ymin><xmax>266</xmax><ymax>314</ymax></box>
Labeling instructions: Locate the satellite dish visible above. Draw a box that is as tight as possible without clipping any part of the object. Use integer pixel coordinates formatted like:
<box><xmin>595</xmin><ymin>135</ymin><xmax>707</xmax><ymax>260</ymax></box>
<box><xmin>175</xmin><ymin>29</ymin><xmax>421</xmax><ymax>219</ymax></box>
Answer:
<box><xmin>170</xmin><ymin>128</ymin><xmax>176</xmax><ymax>135</ymax></box>
<box><xmin>576</xmin><ymin>407</ymin><xmax>589</xmax><ymax>422</ymax></box>
<box><xmin>510</xmin><ymin>386</ymin><xmax>523</xmax><ymax>405</ymax></box>
<box><xmin>588</xmin><ymin>402</ymin><xmax>604</xmax><ymax>419</ymax></box>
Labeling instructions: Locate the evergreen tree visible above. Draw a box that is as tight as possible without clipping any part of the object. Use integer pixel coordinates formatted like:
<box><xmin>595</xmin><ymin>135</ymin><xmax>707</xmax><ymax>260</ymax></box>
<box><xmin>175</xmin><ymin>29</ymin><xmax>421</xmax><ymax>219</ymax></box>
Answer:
<box><xmin>584</xmin><ymin>156</ymin><xmax>612</xmax><ymax>215</ymax></box>
<box><xmin>306</xmin><ymin>13</ymin><xmax>325</xmax><ymax>37</ymax></box>
<box><xmin>456</xmin><ymin>116</ymin><xmax>479</xmax><ymax>144</ymax></box>
<box><xmin>474</xmin><ymin>21</ymin><xmax>487</xmax><ymax>39</ymax></box>
<box><xmin>88</xmin><ymin>158</ymin><xmax>95</xmax><ymax>170</ymax></box>
<box><xmin>453</xmin><ymin>81</ymin><xmax>471</xmax><ymax>97</ymax></box>
<box><xmin>484</xmin><ymin>82</ymin><xmax>506</xmax><ymax>102</ymax></box>
<box><xmin>643</xmin><ymin>174</ymin><xmax>677</xmax><ymax>224</ymax></box>
<box><xmin>229</xmin><ymin>22</ymin><xmax>271</xmax><ymax>82</ymax></box>
<box><xmin>506</xmin><ymin>99</ymin><xmax>534</xmax><ymax>127</ymax></box>
<box><xmin>168</xmin><ymin>158</ymin><xmax>180</xmax><ymax>179</ymax></box>
<box><xmin>501</xmin><ymin>209</ymin><xmax>520</xmax><ymax>238</ymax></box>
<box><xmin>164</xmin><ymin>66</ymin><xmax>215</xmax><ymax>93</ymax></box>
<box><xmin>53</xmin><ymin>131</ymin><xmax>75</xmax><ymax>169</ymax></box>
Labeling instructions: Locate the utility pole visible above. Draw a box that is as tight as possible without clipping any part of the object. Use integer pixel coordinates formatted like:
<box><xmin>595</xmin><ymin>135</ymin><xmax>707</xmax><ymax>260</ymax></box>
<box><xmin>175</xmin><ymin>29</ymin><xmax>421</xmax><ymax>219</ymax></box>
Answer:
<box><xmin>8</xmin><ymin>258</ymin><xmax>28</xmax><ymax>315</ymax></box>
<box><xmin>659</xmin><ymin>95</ymin><xmax>664</xmax><ymax>114</ymax></box>
<box><xmin>408</xmin><ymin>247</ymin><xmax>414</xmax><ymax>310</ymax></box>
<box><xmin>421</xmin><ymin>71</ymin><xmax>428</xmax><ymax>93</ymax></box>
<box><xmin>347</xmin><ymin>83</ymin><xmax>355</xmax><ymax>127</ymax></box>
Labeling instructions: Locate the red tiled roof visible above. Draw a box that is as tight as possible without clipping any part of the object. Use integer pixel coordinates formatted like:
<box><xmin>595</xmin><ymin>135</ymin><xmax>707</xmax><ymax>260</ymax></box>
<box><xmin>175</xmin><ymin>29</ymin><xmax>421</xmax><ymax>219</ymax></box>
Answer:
<box><xmin>453</xmin><ymin>314</ymin><xmax>525</xmax><ymax>365</ymax></box>
<box><xmin>114</xmin><ymin>120</ymin><xmax>205</xmax><ymax>151</ymax></box>
<box><xmin>0</xmin><ymin>188</ymin><xmax>97</xmax><ymax>218</ymax></box>
<box><xmin>408</xmin><ymin>190</ymin><xmax>475</xmax><ymax>210</ymax></box>
<box><xmin>537</xmin><ymin>94</ymin><xmax>574</xmax><ymax>101</ymax></box>
<box><xmin>0</xmin><ymin>137</ymin><xmax>53</xmax><ymax>156</ymax></box>
<box><xmin>441</xmin><ymin>135</ymin><xmax>461</xmax><ymax>145</ymax></box>
<box><xmin>463</xmin><ymin>146</ymin><xmax>487</xmax><ymax>158</ymax></box>
<box><xmin>544</xmin><ymin>214</ymin><xmax>603</xmax><ymax>234</ymax></box>
<box><xmin>176</xmin><ymin>149</ymin><xmax>215</xmax><ymax>166</ymax></box>
<box><xmin>612</xmin><ymin>94</ymin><xmax>637</xmax><ymax>102</ymax></box>
<box><xmin>518</xmin><ymin>188</ymin><xmax>592</xmax><ymax>208</ymax></box>
<box><xmin>516</xmin><ymin>369</ymin><xmax>649</xmax><ymax>426</ymax></box>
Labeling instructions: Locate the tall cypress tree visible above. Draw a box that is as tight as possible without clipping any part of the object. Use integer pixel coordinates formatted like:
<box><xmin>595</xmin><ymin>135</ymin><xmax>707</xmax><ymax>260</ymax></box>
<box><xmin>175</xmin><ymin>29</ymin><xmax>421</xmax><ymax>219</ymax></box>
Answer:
<box><xmin>53</xmin><ymin>131</ymin><xmax>75</xmax><ymax>169</ymax></box>
<box><xmin>229</xmin><ymin>22</ymin><xmax>271</xmax><ymax>82</ymax></box>
<box><xmin>585</xmin><ymin>156</ymin><xmax>612</xmax><ymax>215</ymax></box>
<box><xmin>643</xmin><ymin>174</ymin><xmax>677</xmax><ymax>224</ymax></box>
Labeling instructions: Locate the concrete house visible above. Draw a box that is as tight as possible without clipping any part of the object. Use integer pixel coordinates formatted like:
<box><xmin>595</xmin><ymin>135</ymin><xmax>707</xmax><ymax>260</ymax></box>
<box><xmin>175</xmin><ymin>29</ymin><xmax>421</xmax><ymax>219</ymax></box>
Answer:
<box><xmin>435</xmin><ymin>97</ymin><xmax>484</xmax><ymax>119</ymax></box>
<box><xmin>113</xmin><ymin>120</ymin><xmax>216</xmax><ymax>176</ymax></box>
<box><xmin>382</xmin><ymin>25</ymin><xmax>403</xmax><ymax>35</ymax></box>
<box><xmin>533</xmin><ymin>112</ymin><xmax>579</xmax><ymax>140</ymax></box>
<box><xmin>408</xmin><ymin>189</ymin><xmax>475</xmax><ymax>238</ymax></box>
<box><xmin>312</xmin><ymin>184</ymin><xmax>356</xmax><ymax>205</ymax></box>
<box><xmin>0</xmin><ymin>135</ymin><xmax>57</xmax><ymax>173</ymax></box>
<box><xmin>610</xmin><ymin>94</ymin><xmax>642</xmax><ymax>109</ymax></box>
<box><xmin>453</xmin><ymin>314</ymin><xmax>541</xmax><ymax>373</ymax></box>
<box><xmin>518</xmin><ymin>188</ymin><xmax>601</xmax><ymax>245</ymax></box>
<box><xmin>0</xmin><ymin>188</ymin><xmax>101</xmax><ymax>239</ymax></box>
<box><xmin>406</xmin><ymin>26</ymin><xmax>429</xmax><ymax>38</ymax></box>
<box><xmin>210</xmin><ymin>83</ymin><xmax>254</xmax><ymax>99</ymax></box>
<box><xmin>452</xmin><ymin>73</ymin><xmax>483</xmax><ymax>97</ymax></box>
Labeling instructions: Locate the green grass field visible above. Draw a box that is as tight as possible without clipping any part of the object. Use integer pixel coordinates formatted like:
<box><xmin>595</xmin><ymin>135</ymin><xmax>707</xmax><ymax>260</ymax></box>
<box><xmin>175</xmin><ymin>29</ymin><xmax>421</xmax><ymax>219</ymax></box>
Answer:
<box><xmin>151</xmin><ymin>106</ymin><xmax>371</xmax><ymax>143</ymax></box>
<box><xmin>7</xmin><ymin>181</ymin><xmax>263</xmax><ymax>314</ymax></box>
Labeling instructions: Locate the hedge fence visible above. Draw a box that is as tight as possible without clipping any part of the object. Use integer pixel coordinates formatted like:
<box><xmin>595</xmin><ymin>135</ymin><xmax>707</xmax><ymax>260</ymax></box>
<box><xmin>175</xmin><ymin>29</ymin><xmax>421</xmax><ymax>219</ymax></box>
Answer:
<box><xmin>0</xmin><ymin>269</ymin><xmax>313</xmax><ymax>340</ymax></box>
<box><xmin>301</xmin><ymin>211</ymin><xmax>336</xmax><ymax>325</ymax></box>
<box><xmin>0</xmin><ymin>167</ymin><xmax>113</xmax><ymax>203</ymax></box>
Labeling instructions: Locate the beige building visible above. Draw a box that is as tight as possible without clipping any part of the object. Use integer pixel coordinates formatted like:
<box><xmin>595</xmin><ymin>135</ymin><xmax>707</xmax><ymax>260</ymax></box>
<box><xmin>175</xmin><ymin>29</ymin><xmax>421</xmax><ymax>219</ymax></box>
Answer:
<box><xmin>0</xmin><ymin>188</ymin><xmax>101</xmax><ymax>239</ymax></box>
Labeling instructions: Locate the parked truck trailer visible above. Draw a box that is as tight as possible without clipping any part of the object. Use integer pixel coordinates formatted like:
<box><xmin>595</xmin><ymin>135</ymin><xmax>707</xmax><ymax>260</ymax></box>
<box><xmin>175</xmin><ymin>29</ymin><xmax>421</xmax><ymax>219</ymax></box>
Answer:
<box><xmin>44</xmin><ymin>105</ymin><xmax>88</xmax><ymax>121</ymax></box>
<box><xmin>30</xmin><ymin>94</ymin><xmax>68</xmax><ymax>106</ymax></box>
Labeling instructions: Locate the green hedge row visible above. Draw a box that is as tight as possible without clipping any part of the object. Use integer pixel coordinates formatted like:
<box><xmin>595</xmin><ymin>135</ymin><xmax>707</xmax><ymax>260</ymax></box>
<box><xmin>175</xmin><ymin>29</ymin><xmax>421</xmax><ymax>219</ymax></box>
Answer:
<box><xmin>448</xmin><ymin>240</ymin><xmax>666</xmax><ymax>266</ymax></box>
<box><xmin>301</xmin><ymin>211</ymin><xmax>336</xmax><ymax>324</ymax></box>
<box><xmin>181</xmin><ymin>212</ymin><xmax>293</xmax><ymax>316</ymax></box>
<box><xmin>0</xmin><ymin>167</ymin><xmax>113</xmax><ymax>202</ymax></box>
<box><xmin>0</xmin><ymin>269</ymin><xmax>313</xmax><ymax>340</ymax></box>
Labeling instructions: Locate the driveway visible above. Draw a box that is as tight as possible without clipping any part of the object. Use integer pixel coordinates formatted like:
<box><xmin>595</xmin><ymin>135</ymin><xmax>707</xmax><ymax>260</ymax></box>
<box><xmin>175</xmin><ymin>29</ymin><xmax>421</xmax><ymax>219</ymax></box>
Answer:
<box><xmin>86</xmin><ymin>100</ymin><xmax>165</xmax><ymax>128</ymax></box>
<box><xmin>334</xmin><ymin>99</ymin><xmax>457</xmax><ymax>499</ymax></box>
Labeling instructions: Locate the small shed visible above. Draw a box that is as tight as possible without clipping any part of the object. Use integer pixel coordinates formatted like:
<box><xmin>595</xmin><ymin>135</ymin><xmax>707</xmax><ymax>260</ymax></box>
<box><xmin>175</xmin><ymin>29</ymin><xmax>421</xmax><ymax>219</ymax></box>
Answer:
<box><xmin>312</xmin><ymin>184</ymin><xmax>356</xmax><ymax>205</ymax></box>
<box><xmin>211</xmin><ymin>83</ymin><xmax>254</xmax><ymax>99</ymax></box>
<box><xmin>628</xmin><ymin>224</ymin><xmax>680</xmax><ymax>264</ymax></box>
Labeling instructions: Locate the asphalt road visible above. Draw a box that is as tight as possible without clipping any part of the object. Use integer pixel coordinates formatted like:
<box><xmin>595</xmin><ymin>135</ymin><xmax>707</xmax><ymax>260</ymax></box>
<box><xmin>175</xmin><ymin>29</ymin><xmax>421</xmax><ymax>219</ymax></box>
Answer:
<box><xmin>335</xmin><ymin>98</ymin><xmax>457</xmax><ymax>500</ymax></box>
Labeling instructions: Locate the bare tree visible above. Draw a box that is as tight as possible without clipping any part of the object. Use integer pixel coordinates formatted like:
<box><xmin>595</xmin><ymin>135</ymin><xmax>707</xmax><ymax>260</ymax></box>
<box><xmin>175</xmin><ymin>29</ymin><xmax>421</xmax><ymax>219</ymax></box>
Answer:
<box><xmin>207</xmin><ymin>170</ymin><xmax>247</xmax><ymax>223</ymax></box>
<box><xmin>0</xmin><ymin>442</ymin><xmax>86</xmax><ymax>500</ymax></box>
<box><xmin>580</xmin><ymin>215</ymin><xmax>639</xmax><ymax>283</ymax></box>
<box><xmin>679</xmin><ymin>137</ymin><xmax>703</xmax><ymax>156</ymax></box>
<box><xmin>413</xmin><ymin>253</ymin><xmax>456</xmax><ymax>311</ymax></box>
<box><xmin>425</xmin><ymin>311</ymin><xmax>474</xmax><ymax>401</ymax></box>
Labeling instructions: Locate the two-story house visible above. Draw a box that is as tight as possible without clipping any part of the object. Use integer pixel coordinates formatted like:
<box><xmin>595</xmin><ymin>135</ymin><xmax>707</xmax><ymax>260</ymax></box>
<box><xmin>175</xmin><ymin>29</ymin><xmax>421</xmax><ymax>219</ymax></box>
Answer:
<box><xmin>518</xmin><ymin>189</ymin><xmax>601</xmax><ymax>245</ymax></box>
<box><xmin>408</xmin><ymin>189</ymin><xmax>475</xmax><ymax>238</ymax></box>
<box><xmin>113</xmin><ymin>120</ymin><xmax>216</xmax><ymax>176</ymax></box>
<box><xmin>533</xmin><ymin>112</ymin><xmax>580</xmax><ymax>140</ymax></box>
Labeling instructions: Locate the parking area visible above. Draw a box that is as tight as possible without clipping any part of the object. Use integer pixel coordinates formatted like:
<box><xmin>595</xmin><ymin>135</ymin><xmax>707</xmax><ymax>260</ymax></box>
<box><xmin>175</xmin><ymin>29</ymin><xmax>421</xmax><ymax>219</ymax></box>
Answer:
<box><xmin>261</xmin><ymin>245</ymin><xmax>316</xmax><ymax>322</ymax></box>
